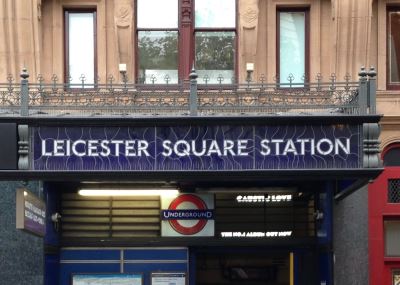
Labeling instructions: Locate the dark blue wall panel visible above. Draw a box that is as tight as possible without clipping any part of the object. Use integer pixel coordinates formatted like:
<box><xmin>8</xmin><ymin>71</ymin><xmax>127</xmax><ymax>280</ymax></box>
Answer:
<box><xmin>60</xmin><ymin>248</ymin><xmax>188</xmax><ymax>285</ymax></box>
<box><xmin>317</xmin><ymin>182</ymin><xmax>333</xmax><ymax>245</ymax></box>
<box><xmin>44</xmin><ymin>182</ymin><xmax>60</xmax><ymax>246</ymax></box>
<box><xmin>45</xmin><ymin>253</ymin><xmax>60</xmax><ymax>285</ymax></box>
<box><xmin>124</xmin><ymin>248</ymin><xmax>187</xmax><ymax>260</ymax></box>
<box><xmin>61</xmin><ymin>249</ymin><xmax>120</xmax><ymax>261</ymax></box>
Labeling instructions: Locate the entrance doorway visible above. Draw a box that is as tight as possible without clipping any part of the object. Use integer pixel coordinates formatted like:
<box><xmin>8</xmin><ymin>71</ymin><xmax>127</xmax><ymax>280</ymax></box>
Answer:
<box><xmin>196</xmin><ymin>251</ymin><xmax>290</xmax><ymax>285</ymax></box>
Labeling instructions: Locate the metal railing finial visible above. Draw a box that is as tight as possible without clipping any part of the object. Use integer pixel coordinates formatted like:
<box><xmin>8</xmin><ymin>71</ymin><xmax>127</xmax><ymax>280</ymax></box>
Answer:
<box><xmin>20</xmin><ymin>67</ymin><xmax>29</xmax><ymax>80</ymax></box>
<box><xmin>358</xmin><ymin>66</ymin><xmax>367</xmax><ymax>79</ymax></box>
<box><xmin>20</xmin><ymin>68</ymin><xmax>29</xmax><ymax>116</ymax></box>
<box><xmin>367</xmin><ymin>66</ymin><xmax>377</xmax><ymax>78</ymax></box>
<box><xmin>189</xmin><ymin>66</ymin><xmax>198</xmax><ymax>116</ymax></box>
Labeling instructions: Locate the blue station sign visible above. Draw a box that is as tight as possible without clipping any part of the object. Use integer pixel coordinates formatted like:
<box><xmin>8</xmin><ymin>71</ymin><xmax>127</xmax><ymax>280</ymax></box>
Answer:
<box><xmin>32</xmin><ymin>124</ymin><xmax>361</xmax><ymax>171</ymax></box>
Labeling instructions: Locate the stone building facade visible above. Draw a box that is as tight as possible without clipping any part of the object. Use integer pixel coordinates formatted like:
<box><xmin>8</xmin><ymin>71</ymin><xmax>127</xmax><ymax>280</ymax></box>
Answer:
<box><xmin>0</xmin><ymin>1</ymin><xmax>398</xmax><ymax>285</ymax></box>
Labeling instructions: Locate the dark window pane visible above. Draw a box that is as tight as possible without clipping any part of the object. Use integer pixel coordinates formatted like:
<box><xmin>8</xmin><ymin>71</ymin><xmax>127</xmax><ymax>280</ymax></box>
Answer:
<box><xmin>195</xmin><ymin>32</ymin><xmax>235</xmax><ymax>83</ymax></box>
<box><xmin>279</xmin><ymin>12</ymin><xmax>306</xmax><ymax>85</ymax></box>
<box><xmin>389</xmin><ymin>11</ymin><xmax>400</xmax><ymax>84</ymax></box>
<box><xmin>195</xmin><ymin>0</ymin><xmax>235</xmax><ymax>28</ymax></box>
<box><xmin>385</xmin><ymin>220</ymin><xmax>400</xmax><ymax>257</ymax></box>
<box><xmin>388</xmin><ymin>179</ymin><xmax>400</xmax><ymax>203</ymax></box>
<box><xmin>384</xmin><ymin>147</ymin><xmax>400</xmax><ymax>166</ymax></box>
<box><xmin>138</xmin><ymin>31</ymin><xmax>178</xmax><ymax>84</ymax></box>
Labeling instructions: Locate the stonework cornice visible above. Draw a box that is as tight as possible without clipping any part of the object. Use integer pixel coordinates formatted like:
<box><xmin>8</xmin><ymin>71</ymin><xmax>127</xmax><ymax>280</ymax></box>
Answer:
<box><xmin>380</xmin><ymin>116</ymin><xmax>400</xmax><ymax>126</ymax></box>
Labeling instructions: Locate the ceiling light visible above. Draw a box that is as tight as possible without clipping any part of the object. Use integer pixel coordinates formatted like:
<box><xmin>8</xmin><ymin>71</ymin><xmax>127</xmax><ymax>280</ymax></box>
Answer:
<box><xmin>78</xmin><ymin>188</ymin><xmax>179</xmax><ymax>197</ymax></box>
<box><xmin>195</xmin><ymin>187</ymin><xmax>297</xmax><ymax>193</ymax></box>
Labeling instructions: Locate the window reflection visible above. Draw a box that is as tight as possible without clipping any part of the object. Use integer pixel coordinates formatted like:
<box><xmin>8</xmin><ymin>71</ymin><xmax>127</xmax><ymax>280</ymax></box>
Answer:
<box><xmin>385</xmin><ymin>220</ymin><xmax>400</xmax><ymax>257</ymax></box>
<box><xmin>279</xmin><ymin>12</ymin><xmax>306</xmax><ymax>86</ymax></box>
<box><xmin>68</xmin><ymin>12</ymin><xmax>95</xmax><ymax>87</ymax></box>
<box><xmin>195</xmin><ymin>32</ymin><xmax>235</xmax><ymax>84</ymax></box>
<box><xmin>138</xmin><ymin>31</ymin><xmax>178</xmax><ymax>84</ymax></box>
<box><xmin>389</xmin><ymin>11</ymin><xmax>400</xmax><ymax>84</ymax></box>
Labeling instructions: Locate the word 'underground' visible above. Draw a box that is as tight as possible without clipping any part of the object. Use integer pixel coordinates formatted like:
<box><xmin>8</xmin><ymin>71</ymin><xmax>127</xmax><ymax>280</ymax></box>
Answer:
<box><xmin>161</xmin><ymin>210</ymin><xmax>214</xmax><ymax>220</ymax></box>
<box><xmin>41</xmin><ymin>138</ymin><xmax>350</xmax><ymax>157</ymax></box>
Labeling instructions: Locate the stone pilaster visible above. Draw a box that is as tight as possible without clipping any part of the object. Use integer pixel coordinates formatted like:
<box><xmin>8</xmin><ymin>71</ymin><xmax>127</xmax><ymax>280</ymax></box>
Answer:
<box><xmin>0</xmin><ymin>0</ymin><xmax>41</xmax><ymax>80</ymax></box>
<box><xmin>332</xmin><ymin>0</ymin><xmax>373</xmax><ymax>80</ymax></box>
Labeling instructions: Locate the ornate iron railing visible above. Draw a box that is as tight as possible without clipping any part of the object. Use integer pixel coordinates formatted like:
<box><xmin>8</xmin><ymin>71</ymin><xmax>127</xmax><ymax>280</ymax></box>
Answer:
<box><xmin>0</xmin><ymin>67</ymin><xmax>377</xmax><ymax>117</ymax></box>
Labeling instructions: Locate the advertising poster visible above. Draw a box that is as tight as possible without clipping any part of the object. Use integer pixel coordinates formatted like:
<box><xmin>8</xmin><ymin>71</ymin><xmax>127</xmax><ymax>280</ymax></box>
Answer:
<box><xmin>393</xmin><ymin>272</ymin><xmax>400</xmax><ymax>285</ymax></box>
<box><xmin>151</xmin><ymin>272</ymin><xmax>186</xmax><ymax>285</ymax></box>
<box><xmin>72</xmin><ymin>274</ymin><xmax>142</xmax><ymax>285</ymax></box>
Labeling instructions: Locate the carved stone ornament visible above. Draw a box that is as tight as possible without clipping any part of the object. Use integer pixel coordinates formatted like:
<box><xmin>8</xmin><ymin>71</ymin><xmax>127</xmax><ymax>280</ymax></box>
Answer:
<box><xmin>363</xmin><ymin>123</ymin><xmax>382</xmax><ymax>168</ymax></box>
<box><xmin>115</xmin><ymin>5</ymin><xmax>132</xmax><ymax>27</ymax></box>
<box><xmin>182</xmin><ymin>7</ymin><xmax>191</xmax><ymax>23</ymax></box>
<box><xmin>181</xmin><ymin>0</ymin><xmax>192</xmax><ymax>23</ymax></box>
<box><xmin>18</xmin><ymin>125</ymin><xmax>29</xmax><ymax>170</ymax></box>
<box><xmin>243</xmin><ymin>7</ymin><xmax>258</xmax><ymax>25</ymax></box>
<box><xmin>37</xmin><ymin>0</ymin><xmax>42</xmax><ymax>21</ymax></box>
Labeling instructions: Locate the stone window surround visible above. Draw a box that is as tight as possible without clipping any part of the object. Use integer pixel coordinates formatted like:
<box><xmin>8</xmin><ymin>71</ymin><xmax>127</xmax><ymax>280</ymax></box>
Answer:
<box><xmin>43</xmin><ymin>0</ymin><xmax>327</xmax><ymax>83</ymax></box>
<box><xmin>378</xmin><ymin>0</ymin><xmax>400</xmax><ymax>90</ymax></box>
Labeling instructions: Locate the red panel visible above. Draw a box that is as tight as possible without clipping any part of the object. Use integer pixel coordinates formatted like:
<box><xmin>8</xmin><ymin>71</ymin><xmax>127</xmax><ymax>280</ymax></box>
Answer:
<box><xmin>179</xmin><ymin>0</ymin><xmax>193</xmax><ymax>80</ymax></box>
<box><xmin>369</xmin><ymin>167</ymin><xmax>400</xmax><ymax>285</ymax></box>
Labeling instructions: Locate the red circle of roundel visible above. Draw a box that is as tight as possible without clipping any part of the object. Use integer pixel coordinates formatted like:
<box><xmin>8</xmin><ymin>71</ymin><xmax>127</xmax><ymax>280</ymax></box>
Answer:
<box><xmin>168</xmin><ymin>194</ymin><xmax>208</xmax><ymax>235</ymax></box>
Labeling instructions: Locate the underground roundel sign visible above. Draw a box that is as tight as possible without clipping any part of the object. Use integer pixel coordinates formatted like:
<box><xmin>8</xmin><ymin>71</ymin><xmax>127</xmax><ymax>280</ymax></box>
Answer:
<box><xmin>161</xmin><ymin>194</ymin><xmax>214</xmax><ymax>237</ymax></box>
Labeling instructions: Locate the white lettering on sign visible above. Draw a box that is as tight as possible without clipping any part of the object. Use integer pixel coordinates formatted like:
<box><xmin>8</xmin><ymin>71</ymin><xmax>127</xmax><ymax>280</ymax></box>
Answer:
<box><xmin>41</xmin><ymin>138</ymin><xmax>350</xmax><ymax>158</ymax></box>
<box><xmin>42</xmin><ymin>139</ymin><xmax>150</xmax><ymax>157</ymax></box>
<box><xmin>24</xmin><ymin>199</ymin><xmax>46</xmax><ymax>226</ymax></box>
<box><xmin>236</xmin><ymin>195</ymin><xmax>292</xmax><ymax>203</ymax></box>
<box><xmin>161</xmin><ymin>140</ymin><xmax>250</xmax><ymax>157</ymax></box>
<box><xmin>260</xmin><ymin>138</ymin><xmax>350</xmax><ymax>156</ymax></box>
<box><xmin>221</xmin><ymin>231</ymin><xmax>293</xmax><ymax>238</ymax></box>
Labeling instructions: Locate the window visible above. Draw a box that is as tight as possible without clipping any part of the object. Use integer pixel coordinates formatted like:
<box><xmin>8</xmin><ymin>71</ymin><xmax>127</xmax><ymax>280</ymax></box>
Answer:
<box><xmin>277</xmin><ymin>8</ymin><xmax>309</xmax><ymax>87</ymax></box>
<box><xmin>136</xmin><ymin>0</ymin><xmax>236</xmax><ymax>84</ymax></box>
<box><xmin>388</xmin><ymin>180</ymin><xmax>400</xmax><ymax>203</ymax></box>
<box><xmin>64</xmin><ymin>10</ymin><xmax>97</xmax><ymax>86</ymax></box>
<box><xmin>137</xmin><ymin>0</ymin><xmax>178</xmax><ymax>84</ymax></box>
<box><xmin>388</xmin><ymin>8</ymin><xmax>400</xmax><ymax>89</ymax></box>
<box><xmin>383</xmin><ymin>144</ymin><xmax>400</xmax><ymax>167</ymax></box>
<box><xmin>195</xmin><ymin>0</ymin><xmax>236</xmax><ymax>83</ymax></box>
<box><xmin>385</xmin><ymin>220</ymin><xmax>400</xmax><ymax>257</ymax></box>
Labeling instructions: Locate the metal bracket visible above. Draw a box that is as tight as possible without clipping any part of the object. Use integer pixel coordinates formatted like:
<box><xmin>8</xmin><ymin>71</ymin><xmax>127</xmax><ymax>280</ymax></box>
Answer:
<box><xmin>18</xmin><ymin>125</ymin><xmax>29</xmax><ymax>170</ymax></box>
<box><xmin>363</xmin><ymin>123</ymin><xmax>382</xmax><ymax>168</ymax></box>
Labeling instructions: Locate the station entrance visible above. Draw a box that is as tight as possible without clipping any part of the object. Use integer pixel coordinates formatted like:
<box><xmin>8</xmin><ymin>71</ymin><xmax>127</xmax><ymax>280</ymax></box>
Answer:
<box><xmin>44</xmin><ymin>181</ymin><xmax>329</xmax><ymax>285</ymax></box>
<box><xmin>196</xmin><ymin>251</ymin><xmax>290</xmax><ymax>285</ymax></box>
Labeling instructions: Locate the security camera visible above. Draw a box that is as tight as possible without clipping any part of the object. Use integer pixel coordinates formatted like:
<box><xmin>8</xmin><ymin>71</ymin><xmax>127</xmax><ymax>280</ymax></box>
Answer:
<box><xmin>51</xmin><ymin>212</ymin><xmax>61</xmax><ymax>222</ymax></box>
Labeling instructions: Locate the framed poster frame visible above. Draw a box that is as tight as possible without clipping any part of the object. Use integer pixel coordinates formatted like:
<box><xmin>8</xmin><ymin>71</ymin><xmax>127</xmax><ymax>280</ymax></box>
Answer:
<box><xmin>71</xmin><ymin>273</ymin><xmax>143</xmax><ymax>285</ymax></box>
<box><xmin>151</xmin><ymin>271</ymin><xmax>187</xmax><ymax>285</ymax></box>
<box><xmin>393</xmin><ymin>270</ymin><xmax>400</xmax><ymax>285</ymax></box>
